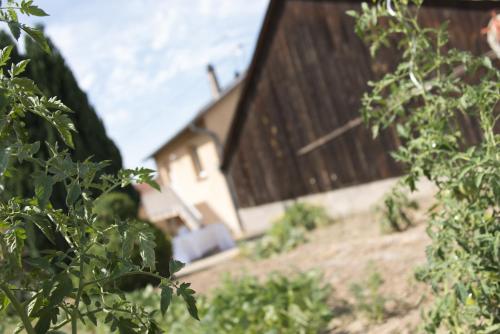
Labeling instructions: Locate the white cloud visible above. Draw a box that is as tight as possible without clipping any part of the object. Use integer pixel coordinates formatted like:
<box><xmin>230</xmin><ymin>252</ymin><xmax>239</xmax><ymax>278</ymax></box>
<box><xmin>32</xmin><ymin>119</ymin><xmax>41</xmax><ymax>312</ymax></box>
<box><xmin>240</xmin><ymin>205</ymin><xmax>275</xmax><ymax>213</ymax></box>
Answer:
<box><xmin>103</xmin><ymin>108</ymin><xmax>132</xmax><ymax>124</ymax></box>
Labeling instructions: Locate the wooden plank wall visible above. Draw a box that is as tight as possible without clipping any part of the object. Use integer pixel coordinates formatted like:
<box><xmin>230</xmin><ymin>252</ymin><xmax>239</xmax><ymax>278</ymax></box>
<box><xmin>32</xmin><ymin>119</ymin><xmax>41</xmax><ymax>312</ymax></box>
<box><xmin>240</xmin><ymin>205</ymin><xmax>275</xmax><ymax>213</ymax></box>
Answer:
<box><xmin>228</xmin><ymin>0</ymin><xmax>495</xmax><ymax>208</ymax></box>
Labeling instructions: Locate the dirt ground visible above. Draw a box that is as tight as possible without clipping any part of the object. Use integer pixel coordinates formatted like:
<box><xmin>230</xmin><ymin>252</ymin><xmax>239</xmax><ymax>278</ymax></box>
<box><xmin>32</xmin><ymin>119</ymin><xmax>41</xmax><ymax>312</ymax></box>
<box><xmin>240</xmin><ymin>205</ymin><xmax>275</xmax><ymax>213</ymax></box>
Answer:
<box><xmin>182</xmin><ymin>206</ymin><xmax>434</xmax><ymax>334</ymax></box>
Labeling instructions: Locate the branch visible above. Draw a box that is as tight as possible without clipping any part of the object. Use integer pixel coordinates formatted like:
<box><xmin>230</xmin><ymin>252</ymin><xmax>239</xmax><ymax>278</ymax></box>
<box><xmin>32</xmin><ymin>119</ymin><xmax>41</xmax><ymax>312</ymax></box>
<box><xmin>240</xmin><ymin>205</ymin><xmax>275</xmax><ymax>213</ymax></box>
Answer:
<box><xmin>0</xmin><ymin>283</ymin><xmax>35</xmax><ymax>334</ymax></box>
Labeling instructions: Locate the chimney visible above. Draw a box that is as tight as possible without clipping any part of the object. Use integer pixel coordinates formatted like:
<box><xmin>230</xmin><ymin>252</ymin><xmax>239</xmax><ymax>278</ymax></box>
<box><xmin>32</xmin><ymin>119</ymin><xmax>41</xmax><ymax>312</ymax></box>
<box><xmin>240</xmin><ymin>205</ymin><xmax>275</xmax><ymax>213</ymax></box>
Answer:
<box><xmin>206</xmin><ymin>64</ymin><xmax>221</xmax><ymax>99</ymax></box>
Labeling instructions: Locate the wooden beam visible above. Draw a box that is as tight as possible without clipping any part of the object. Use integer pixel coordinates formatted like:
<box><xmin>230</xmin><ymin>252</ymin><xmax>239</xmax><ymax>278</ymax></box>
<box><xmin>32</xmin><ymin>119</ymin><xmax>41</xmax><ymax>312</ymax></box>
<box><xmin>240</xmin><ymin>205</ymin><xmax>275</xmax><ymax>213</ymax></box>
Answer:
<box><xmin>297</xmin><ymin>117</ymin><xmax>363</xmax><ymax>156</ymax></box>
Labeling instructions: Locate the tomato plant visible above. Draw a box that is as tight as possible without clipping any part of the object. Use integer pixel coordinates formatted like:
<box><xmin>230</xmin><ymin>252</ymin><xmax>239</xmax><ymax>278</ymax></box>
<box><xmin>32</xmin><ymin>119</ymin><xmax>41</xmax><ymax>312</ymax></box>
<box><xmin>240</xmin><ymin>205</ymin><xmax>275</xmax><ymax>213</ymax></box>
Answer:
<box><xmin>0</xmin><ymin>2</ymin><xmax>197</xmax><ymax>333</ymax></box>
<box><xmin>349</xmin><ymin>1</ymin><xmax>499</xmax><ymax>332</ymax></box>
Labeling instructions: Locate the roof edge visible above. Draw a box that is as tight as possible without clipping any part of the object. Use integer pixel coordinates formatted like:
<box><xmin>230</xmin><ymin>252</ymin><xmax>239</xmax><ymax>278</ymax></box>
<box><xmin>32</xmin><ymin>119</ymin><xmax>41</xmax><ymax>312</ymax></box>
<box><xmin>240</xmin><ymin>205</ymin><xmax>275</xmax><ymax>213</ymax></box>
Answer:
<box><xmin>220</xmin><ymin>0</ymin><xmax>283</xmax><ymax>171</ymax></box>
<box><xmin>145</xmin><ymin>74</ymin><xmax>245</xmax><ymax>160</ymax></box>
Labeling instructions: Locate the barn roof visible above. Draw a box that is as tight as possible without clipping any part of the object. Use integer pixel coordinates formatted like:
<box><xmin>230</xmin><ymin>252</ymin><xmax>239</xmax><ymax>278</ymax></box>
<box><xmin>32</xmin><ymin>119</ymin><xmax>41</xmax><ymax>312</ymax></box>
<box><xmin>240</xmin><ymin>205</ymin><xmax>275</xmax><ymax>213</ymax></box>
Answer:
<box><xmin>220</xmin><ymin>0</ymin><xmax>499</xmax><ymax>170</ymax></box>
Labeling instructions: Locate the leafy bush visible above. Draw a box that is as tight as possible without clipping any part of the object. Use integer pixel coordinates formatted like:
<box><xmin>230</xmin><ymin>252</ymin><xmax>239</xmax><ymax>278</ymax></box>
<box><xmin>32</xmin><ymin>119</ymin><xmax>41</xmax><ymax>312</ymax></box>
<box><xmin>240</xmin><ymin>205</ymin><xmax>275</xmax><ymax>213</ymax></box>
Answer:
<box><xmin>251</xmin><ymin>219</ymin><xmax>307</xmax><ymax>259</ymax></box>
<box><xmin>378</xmin><ymin>185</ymin><xmax>419</xmax><ymax>233</ymax></box>
<box><xmin>102</xmin><ymin>271</ymin><xmax>333</xmax><ymax>334</ymax></box>
<box><xmin>350</xmin><ymin>268</ymin><xmax>387</xmax><ymax>323</ymax></box>
<box><xmin>250</xmin><ymin>202</ymin><xmax>331</xmax><ymax>259</ymax></box>
<box><xmin>280</xmin><ymin>202</ymin><xmax>331</xmax><ymax>231</ymax></box>
<box><xmin>350</xmin><ymin>1</ymin><xmax>499</xmax><ymax>332</ymax></box>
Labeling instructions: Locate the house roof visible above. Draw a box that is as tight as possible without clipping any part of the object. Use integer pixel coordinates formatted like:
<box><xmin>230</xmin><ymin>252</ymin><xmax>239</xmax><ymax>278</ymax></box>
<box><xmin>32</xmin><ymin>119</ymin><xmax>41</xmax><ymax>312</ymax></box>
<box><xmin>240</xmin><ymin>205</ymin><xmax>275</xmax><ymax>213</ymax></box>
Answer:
<box><xmin>219</xmin><ymin>0</ymin><xmax>500</xmax><ymax>171</ymax></box>
<box><xmin>146</xmin><ymin>73</ymin><xmax>245</xmax><ymax>159</ymax></box>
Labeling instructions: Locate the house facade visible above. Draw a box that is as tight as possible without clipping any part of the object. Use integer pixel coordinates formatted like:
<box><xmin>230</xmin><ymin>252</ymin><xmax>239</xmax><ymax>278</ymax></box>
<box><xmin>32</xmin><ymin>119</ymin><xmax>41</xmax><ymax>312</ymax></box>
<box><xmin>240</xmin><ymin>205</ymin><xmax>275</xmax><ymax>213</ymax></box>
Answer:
<box><xmin>143</xmin><ymin>67</ymin><xmax>245</xmax><ymax>238</ymax></box>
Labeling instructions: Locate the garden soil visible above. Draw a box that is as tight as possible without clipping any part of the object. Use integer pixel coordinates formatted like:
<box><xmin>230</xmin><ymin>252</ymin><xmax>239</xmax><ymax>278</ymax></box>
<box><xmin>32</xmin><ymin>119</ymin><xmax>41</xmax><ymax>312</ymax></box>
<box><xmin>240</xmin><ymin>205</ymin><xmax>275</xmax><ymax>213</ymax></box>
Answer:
<box><xmin>182</xmin><ymin>205</ymin><xmax>434</xmax><ymax>334</ymax></box>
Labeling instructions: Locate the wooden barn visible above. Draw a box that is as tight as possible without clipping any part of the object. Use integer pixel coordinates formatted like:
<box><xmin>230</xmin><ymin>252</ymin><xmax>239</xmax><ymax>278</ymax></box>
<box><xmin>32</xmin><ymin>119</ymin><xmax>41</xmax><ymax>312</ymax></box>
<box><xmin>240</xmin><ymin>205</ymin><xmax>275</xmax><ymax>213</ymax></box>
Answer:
<box><xmin>220</xmin><ymin>0</ymin><xmax>497</xmax><ymax>222</ymax></box>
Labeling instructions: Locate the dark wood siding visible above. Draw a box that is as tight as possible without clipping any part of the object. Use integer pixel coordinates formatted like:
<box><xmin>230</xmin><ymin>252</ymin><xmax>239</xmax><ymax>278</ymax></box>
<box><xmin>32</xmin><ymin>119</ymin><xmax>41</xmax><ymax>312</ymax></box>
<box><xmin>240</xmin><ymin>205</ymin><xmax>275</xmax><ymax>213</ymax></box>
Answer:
<box><xmin>227</xmin><ymin>0</ymin><xmax>496</xmax><ymax>208</ymax></box>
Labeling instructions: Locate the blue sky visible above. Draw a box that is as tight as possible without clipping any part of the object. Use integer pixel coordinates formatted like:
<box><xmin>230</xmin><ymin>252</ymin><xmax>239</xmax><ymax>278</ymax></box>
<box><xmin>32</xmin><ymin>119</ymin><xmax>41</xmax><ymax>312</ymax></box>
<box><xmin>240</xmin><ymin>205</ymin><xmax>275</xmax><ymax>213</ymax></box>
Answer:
<box><xmin>28</xmin><ymin>0</ymin><xmax>269</xmax><ymax>169</ymax></box>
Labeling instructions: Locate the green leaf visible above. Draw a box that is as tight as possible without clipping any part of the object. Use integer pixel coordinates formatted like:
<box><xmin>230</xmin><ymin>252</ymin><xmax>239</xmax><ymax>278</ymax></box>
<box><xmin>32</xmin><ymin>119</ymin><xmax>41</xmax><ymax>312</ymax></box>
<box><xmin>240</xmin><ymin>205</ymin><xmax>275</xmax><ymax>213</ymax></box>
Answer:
<box><xmin>11</xmin><ymin>59</ymin><xmax>30</xmax><ymax>76</ymax></box>
<box><xmin>82</xmin><ymin>293</ymin><xmax>91</xmax><ymax>306</ymax></box>
<box><xmin>34</xmin><ymin>310</ymin><xmax>51</xmax><ymax>334</ymax></box>
<box><xmin>34</xmin><ymin>173</ymin><xmax>54</xmax><ymax>208</ymax></box>
<box><xmin>121</xmin><ymin>224</ymin><xmax>137</xmax><ymax>259</ymax></box>
<box><xmin>52</xmin><ymin>112</ymin><xmax>76</xmax><ymax>148</ymax></box>
<box><xmin>117</xmin><ymin>317</ymin><xmax>139</xmax><ymax>334</ymax></box>
<box><xmin>396</xmin><ymin>124</ymin><xmax>409</xmax><ymax>139</ymax></box>
<box><xmin>8</xmin><ymin>21</ymin><xmax>21</xmax><ymax>40</ymax></box>
<box><xmin>31</xmin><ymin>216</ymin><xmax>56</xmax><ymax>245</ymax></box>
<box><xmin>177</xmin><ymin>282</ymin><xmax>199</xmax><ymax>320</ymax></box>
<box><xmin>169</xmin><ymin>259</ymin><xmax>185</xmax><ymax>276</ymax></box>
<box><xmin>6</xmin><ymin>226</ymin><xmax>26</xmax><ymax>268</ymax></box>
<box><xmin>484</xmin><ymin>324</ymin><xmax>500</xmax><ymax>334</ymax></box>
<box><xmin>160</xmin><ymin>286</ymin><xmax>173</xmax><ymax>316</ymax></box>
<box><xmin>147</xmin><ymin>322</ymin><xmax>161</xmax><ymax>334</ymax></box>
<box><xmin>87</xmin><ymin>311</ymin><xmax>98</xmax><ymax>326</ymax></box>
<box><xmin>482</xmin><ymin>56</ymin><xmax>493</xmax><ymax>70</ymax></box>
<box><xmin>0</xmin><ymin>292</ymin><xmax>10</xmax><ymax>312</ymax></box>
<box><xmin>66</xmin><ymin>181</ymin><xmax>81</xmax><ymax>207</ymax></box>
<box><xmin>454</xmin><ymin>282</ymin><xmax>468</xmax><ymax>304</ymax></box>
<box><xmin>138</xmin><ymin>228</ymin><xmax>156</xmax><ymax>270</ymax></box>
<box><xmin>371</xmin><ymin>124</ymin><xmax>380</xmax><ymax>138</ymax></box>
<box><xmin>0</xmin><ymin>146</ymin><xmax>10</xmax><ymax>176</ymax></box>
<box><xmin>26</xmin><ymin>5</ymin><xmax>49</xmax><ymax>17</ymax></box>
<box><xmin>24</xmin><ymin>256</ymin><xmax>52</xmax><ymax>271</ymax></box>
<box><xmin>7</xmin><ymin>8</ymin><xmax>18</xmax><ymax>22</ymax></box>
<box><xmin>146</xmin><ymin>179</ymin><xmax>160</xmax><ymax>191</ymax></box>
<box><xmin>21</xmin><ymin>25</ymin><xmax>51</xmax><ymax>53</ymax></box>
<box><xmin>48</xmin><ymin>274</ymin><xmax>73</xmax><ymax>307</ymax></box>
<box><xmin>0</xmin><ymin>46</ymin><xmax>13</xmax><ymax>66</ymax></box>
<box><xmin>104</xmin><ymin>313</ymin><xmax>114</xmax><ymax>324</ymax></box>
<box><xmin>11</xmin><ymin>77</ymin><xmax>43</xmax><ymax>95</ymax></box>
<box><xmin>346</xmin><ymin>10</ymin><xmax>358</xmax><ymax>18</ymax></box>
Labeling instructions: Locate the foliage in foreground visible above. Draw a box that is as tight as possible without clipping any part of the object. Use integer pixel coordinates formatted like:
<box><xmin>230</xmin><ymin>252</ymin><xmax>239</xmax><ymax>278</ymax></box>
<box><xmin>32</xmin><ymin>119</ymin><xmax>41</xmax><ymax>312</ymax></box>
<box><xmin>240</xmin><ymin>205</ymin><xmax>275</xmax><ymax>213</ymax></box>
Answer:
<box><xmin>249</xmin><ymin>202</ymin><xmax>331</xmax><ymax>259</ymax></box>
<box><xmin>350</xmin><ymin>1</ymin><xmax>499</xmax><ymax>332</ymax></box>
<box><xmin>378</xmin><ymin>185</ymin><xmax>419</xmax><ymax>233</ymax></box>
<box><xmin>0</xmin><ymin>2</ymin><xmax>196</xmax><ymax>333</ymax></box>
<box><xmin>93</xmin><ymin>271</ymin><xmax>332</xmax><ymax>334</ymax></box>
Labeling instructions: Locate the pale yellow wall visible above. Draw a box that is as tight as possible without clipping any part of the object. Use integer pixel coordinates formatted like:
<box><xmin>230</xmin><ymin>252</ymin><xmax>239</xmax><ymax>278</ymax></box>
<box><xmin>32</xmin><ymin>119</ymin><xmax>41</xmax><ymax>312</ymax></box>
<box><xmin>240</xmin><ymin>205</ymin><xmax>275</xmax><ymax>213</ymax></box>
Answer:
<box><xmin>153</xmin><ymin>82</ymin><xmax>243</xmax><ymax>237</ymax></box>
<box><xmin>204</xmin><ymin>83</ymin><xmax>242</xmax><ymax>145</ymax></box>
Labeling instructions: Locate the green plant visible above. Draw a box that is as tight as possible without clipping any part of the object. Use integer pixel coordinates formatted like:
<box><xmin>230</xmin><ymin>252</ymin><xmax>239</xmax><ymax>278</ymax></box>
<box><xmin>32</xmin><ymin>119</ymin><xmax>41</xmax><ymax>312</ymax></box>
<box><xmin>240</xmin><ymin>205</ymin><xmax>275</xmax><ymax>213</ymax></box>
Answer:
<box><xmin>379</xmin><ymin>185</ymin><xmax>419</xmax><ymax>233</ymax></box>
<box><xmin>117</xmin><ymin>224</ymin><xmax>173</xmax><ymax>292</ymax></box>
<box><xmin>0</xmin><ymin>2</ymin><xmax>197</xmax><ymax>333</ymax></box>
<box><xmin>350</xmin><ymin>1</ymin><xmax>499</xmax><ymax>332</ymax></box>
<box><xmin>281</xmin><ymin>202</ymin><xmax>332</xmax><ymax>231</ymax></box>
<box><xmin>350</xmin><ymin>267</ymin><xmax>387</xmax><ymax>323</ymax></box>
<box><xmin>93</xmin><ymin>192</ymin><xmax>173</xmax><ymax>291</ymax></box>
<box><xmin>250</xmin><ymin>202</ymin><xmax>331</xmax><ymax>259</ymax></box>
<box><xmin>108</xmin><ymin>271</ymin><xmax>333</xmax><ymax>334</ymax></box>
<box><xmin>252</xmin><ymin>219</ymin><xmax>307</xmax><ymax>259</ymax></box>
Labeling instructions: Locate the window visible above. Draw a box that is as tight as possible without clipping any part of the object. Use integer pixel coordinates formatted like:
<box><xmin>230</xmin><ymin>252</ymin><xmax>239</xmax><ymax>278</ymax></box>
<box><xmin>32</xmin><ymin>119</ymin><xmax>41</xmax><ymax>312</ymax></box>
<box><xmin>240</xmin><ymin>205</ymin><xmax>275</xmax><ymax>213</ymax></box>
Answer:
<box><xmin>189</xmin><ymin>146</ymin><xmax>206</xmax><ymax>179</ymax></box>
<box><xmin>159</xmin><ymin>162</ymin><xmax>171</xmax><ymax>185</ymax></box>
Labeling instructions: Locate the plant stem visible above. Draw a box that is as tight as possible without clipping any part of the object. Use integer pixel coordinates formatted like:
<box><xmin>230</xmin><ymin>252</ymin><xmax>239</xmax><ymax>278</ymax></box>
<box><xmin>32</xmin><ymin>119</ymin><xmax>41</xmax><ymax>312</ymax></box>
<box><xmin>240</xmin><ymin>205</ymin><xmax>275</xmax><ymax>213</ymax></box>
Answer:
<box><xmin>83</xmin><ymin>271</ymin><xmax>165</xmax><ymax>288</ymax></box>
<box><xmin>0</xmin><ymin>283</ymin><xmax>36</xmax><ymax>334</ymax></box>
<box><xmin>71</xmin><ymin>254</ymin><xmax>85</xmax><ymax>334</ymax></box>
